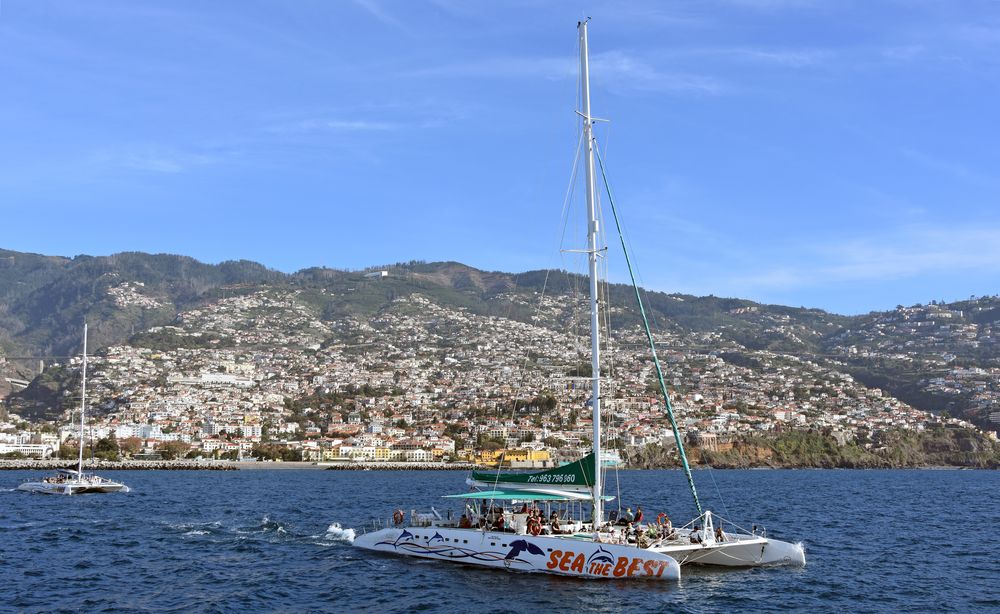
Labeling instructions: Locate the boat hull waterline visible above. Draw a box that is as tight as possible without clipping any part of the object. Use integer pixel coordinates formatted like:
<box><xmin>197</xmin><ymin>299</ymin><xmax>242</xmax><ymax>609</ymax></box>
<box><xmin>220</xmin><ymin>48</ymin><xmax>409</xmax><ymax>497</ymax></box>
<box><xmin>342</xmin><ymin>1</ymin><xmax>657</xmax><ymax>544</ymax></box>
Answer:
<box><xmin>354</xmin><ymin>527</ymin><xmax>681</xmax><ymax>581</ymax></box>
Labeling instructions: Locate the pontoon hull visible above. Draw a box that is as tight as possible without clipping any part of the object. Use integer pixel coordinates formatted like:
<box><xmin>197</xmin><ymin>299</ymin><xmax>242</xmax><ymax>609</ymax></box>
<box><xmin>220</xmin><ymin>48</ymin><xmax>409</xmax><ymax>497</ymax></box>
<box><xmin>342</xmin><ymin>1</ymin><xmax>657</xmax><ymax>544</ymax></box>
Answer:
<box><xmin>654</xmin><ymin>534</ymin><xmax>805</xmax><ymax>567</ymax></box>
<box><xmin>354</xmin><ymin>527</ymin><xmax>681</xmax><ymax>581</ymax></box>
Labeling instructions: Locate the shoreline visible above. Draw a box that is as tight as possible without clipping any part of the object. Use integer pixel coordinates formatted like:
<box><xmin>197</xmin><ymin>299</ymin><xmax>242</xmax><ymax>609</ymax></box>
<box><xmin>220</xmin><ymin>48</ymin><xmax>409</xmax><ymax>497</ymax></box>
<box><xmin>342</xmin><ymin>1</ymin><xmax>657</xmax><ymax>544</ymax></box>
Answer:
<box><xmin>0</xmin><ymin>459</ymin><xmax>993</xmax><ymax>471</ymax></box>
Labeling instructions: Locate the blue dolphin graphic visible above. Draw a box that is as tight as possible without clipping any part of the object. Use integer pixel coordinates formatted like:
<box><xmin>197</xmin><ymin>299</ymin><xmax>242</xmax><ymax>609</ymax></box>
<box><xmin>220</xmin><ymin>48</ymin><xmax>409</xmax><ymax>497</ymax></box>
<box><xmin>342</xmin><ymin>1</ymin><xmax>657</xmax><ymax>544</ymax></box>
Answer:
<box><xmin>392</xmin><ymin>530</ymin><xmax>415</xmax><ymax>547</ymax></box>
<box><xmin>430</xmin><ymin>532</ymin><xmax>444</xmax><ymax>543</ymax></box>
<box><xmin>505</xmin><ymin>539</ymin><xmax>545</xmax><ymax>560</ymax></box>
<box><xmin>586</xmin><ymin>545</ymin><xmax>615</xmax><ymax>566</ymax></box>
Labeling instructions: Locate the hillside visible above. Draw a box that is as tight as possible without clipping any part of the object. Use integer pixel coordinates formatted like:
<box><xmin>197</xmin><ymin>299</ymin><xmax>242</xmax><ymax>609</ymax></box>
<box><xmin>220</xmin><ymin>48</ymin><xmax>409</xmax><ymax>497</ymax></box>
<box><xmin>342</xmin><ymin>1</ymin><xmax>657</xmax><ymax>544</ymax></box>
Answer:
<box><xmin>0</xmin><ymin>248</ymin><xmax>998</xmax><ymax>433</ymax></box>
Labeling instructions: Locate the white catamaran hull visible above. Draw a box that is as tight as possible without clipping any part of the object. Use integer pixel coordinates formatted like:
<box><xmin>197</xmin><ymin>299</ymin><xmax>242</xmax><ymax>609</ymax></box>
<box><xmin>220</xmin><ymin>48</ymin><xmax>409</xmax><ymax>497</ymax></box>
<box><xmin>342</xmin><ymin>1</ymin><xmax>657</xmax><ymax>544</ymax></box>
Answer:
<box><xmin>654</xmin><ymin>535</ymin><xmax>805</xmax><ymax>567</ymax></box>
<box><xmin>17</xmin><ymin>480</ymin><xmax>130</xmax><ymax>495</ymax></box>
<box><xmin>354</xmin><ymin>527</ymin><xmax>681</xmax><ymax>581</ymax></box>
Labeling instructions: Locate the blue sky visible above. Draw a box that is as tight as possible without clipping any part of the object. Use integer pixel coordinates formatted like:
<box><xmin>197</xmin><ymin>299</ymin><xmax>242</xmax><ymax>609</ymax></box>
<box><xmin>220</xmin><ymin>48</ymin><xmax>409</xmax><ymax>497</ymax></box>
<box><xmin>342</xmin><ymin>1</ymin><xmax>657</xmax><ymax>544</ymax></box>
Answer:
<box><xmin>1</xmin><ymin>0</ymin><xmax>998</xmax><ymax>315</ymax></box>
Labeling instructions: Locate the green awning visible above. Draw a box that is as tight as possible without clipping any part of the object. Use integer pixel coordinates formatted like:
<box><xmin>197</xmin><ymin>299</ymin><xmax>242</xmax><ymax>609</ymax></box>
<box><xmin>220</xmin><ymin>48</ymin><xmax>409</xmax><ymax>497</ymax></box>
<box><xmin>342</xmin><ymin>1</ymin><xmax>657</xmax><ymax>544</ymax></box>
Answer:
<box><xmin>471</xmin><ymin>453</ymin><xmax>596</xmax><ymax>488</ymax></box>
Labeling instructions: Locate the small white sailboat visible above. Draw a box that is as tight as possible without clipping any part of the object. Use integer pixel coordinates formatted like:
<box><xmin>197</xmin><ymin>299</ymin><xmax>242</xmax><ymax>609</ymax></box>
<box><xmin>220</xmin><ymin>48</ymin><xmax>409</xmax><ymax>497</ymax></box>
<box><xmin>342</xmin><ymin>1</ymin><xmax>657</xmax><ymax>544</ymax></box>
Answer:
<box><xmin>354</xmin><ymin>20</ymin><xmax>803</xmax><ymax>578</ymax></box>
<box><xmin>18</xmin><ymin>323</ymin><xmax>129</xmax><ymax>495</ymax></box>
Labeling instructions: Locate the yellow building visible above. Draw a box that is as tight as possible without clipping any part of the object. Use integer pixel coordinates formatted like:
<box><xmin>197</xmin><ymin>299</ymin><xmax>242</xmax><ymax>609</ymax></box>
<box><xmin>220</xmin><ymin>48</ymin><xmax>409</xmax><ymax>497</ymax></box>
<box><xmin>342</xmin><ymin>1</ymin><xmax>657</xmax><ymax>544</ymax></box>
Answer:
<box><xmin>475</xmin><ymin>448</ymin><xmax>552</xmax><ymax>468</ymax></box>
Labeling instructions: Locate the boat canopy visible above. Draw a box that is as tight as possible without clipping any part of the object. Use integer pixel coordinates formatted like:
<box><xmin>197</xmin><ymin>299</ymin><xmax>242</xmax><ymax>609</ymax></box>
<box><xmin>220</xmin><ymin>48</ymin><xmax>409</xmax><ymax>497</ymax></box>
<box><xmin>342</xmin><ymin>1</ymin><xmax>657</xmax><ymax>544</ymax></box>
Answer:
<box><xmin>444</xmin><ymin>490</ymin><xmax>570</xmax><ymax>501</ymax></box>
<box><xmin>470</xmin><ymin>453</ymin><xmax>596</xmax><ymax>489</ymax></box>
<box><xmin>444</xmin><ymin>489</ymin><xmax>614</xmax><ymax>502</ymax></box>
<box><xmin>57</xmin><ymin>469</ymin><xmax>80</xmax><ymax>476</ymax></box>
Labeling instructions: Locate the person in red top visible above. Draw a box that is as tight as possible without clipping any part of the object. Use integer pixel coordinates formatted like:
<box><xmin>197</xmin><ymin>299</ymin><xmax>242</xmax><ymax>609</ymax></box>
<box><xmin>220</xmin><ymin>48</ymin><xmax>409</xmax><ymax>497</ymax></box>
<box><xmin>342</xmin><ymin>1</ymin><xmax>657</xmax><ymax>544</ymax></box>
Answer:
<box><xmin>634</xmin><ymin>506</ymin><xmax>644</xmax><ymax>524</ymax></box>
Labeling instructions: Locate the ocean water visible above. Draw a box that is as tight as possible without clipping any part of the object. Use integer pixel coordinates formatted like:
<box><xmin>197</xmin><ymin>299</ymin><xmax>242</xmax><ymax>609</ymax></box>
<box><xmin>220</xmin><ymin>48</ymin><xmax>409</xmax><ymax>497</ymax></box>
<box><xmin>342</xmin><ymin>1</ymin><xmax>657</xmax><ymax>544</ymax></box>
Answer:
<box><xmin>2</xmin><ymin>468</ymin><xmax>998</xmax><ymax>613</ymax></box>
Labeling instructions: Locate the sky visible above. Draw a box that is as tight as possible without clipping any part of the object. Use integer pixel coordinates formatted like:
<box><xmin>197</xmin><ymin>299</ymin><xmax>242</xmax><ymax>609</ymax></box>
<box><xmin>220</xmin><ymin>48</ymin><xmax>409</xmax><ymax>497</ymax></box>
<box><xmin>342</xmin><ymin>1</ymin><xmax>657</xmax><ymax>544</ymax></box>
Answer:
<box><xmin>1</xmin><ymin>0</ymin><xmax>998</xmax><ymax>315</ymax></box>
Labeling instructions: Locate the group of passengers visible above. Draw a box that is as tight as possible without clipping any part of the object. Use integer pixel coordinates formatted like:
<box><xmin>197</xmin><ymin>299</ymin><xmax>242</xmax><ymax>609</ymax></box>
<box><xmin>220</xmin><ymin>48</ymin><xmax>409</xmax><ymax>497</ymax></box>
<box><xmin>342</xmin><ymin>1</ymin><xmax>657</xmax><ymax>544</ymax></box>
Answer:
<box><xmin>456</xmin><ymin>500</ymin><xmax>729</xmax><ymax>545</ymax></box>
<box><xmin>458</xmin><ymin>501</ymin><xmax>575</xmax><ymax>535</ymax></box>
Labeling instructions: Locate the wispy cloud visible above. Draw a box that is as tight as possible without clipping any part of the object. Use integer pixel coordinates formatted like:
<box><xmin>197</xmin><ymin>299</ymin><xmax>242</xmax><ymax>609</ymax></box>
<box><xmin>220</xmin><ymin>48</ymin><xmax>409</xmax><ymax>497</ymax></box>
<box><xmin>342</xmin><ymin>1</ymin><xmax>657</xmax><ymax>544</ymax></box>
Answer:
<box><xmin>350</xmin><ymin>0</ymin><xmax>410</xmax><ymax>33</ymax></box>
<box><xmin>716</xmin><ymin>0</ymin><xmax>823</xmax><ymax>10</ymax></box>
<box><xmin>88</xmin><ymin>145</ymin><xmax>222</xmax><ymax>174</ymax></box>
<box><xmin>735</xmin><ymin>225</ymin><xmax>1000</xmax><ymax>290</ymax></box>
<box><xmin>267</xmin><ymin>112</ymin><xmax>451</xmax><ymax>134</ymax></box>
<box><xmin>287</xmin><ymin>119</ymin><xmax>401</xmax><ymax>132</ymax></box>
<box><xmin>412</xmin><ymin>50</ymin><xmax>726</xmax><ymax>95</ymax></box>
<box><xmin>899</xmin><ymin>148</ymin><xmax>998</xmax><ymax>188</ymax></box>
<box><xmin>716</xmin><ymin>47</ymin><xmax>833</xmax><ymax>68</ymax></box>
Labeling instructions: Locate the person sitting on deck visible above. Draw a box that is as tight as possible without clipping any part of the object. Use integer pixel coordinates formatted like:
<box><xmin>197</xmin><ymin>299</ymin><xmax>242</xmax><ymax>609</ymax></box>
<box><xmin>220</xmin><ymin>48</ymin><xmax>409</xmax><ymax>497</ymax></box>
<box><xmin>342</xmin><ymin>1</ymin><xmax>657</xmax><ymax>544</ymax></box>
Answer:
<box><xmin>518</xmin><ymin>503</ymin><xmax>529</xmax><ymax>514</ymax></box>
<box><xmin>494</xmin><ymin>513</ymin><xmax>506</xmax><ymax>532</ymax></box>
<box><xmin>690</xmin><ymin>527</ymin><xmax>702</xmax><ymax>544</ymax></box>
<box><xmin>459</xmin><ymin>514</ymin><xmax>472</xmax><ymax>529</ymax></box>
<box><xmin>636</xmin><ymin>528</ymin><xmax>650</xmax><ymax>548</ymax></box>
<box><xmin>617</xmin><ymin>508</ymin><xmax>634</xmax><ymax>526</ymax></box>
<box><xmin>550</xmin><ymin>515</ymin><xmax>562</xmax><ymax>534</ymax></box>
<box><xmin>715</xmin><ymin>526</ymin><xmax>726</xmax><ymax>542</ymax></box>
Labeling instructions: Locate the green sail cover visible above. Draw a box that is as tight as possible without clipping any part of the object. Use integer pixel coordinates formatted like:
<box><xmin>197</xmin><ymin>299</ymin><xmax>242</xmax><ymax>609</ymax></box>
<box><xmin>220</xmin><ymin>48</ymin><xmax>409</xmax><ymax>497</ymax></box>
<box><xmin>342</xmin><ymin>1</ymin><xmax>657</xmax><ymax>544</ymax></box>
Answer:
<box><xmin>471</xmin><ymin>453</ymin><xmax>596</xmax><ymax>488</ymax></box>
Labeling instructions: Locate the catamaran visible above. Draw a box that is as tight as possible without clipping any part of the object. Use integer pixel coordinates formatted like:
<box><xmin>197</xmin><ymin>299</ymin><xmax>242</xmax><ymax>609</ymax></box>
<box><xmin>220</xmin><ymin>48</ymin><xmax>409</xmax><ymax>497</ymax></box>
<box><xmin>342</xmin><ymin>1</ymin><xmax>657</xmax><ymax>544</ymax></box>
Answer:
<box><xmin>353</xmin><ymin>20</ymin><xmax>803</xmax><ymax>578</ymax></box>
<box><xmin>17</xmin><ymin>323</ymin><xmax>129</xmax><ymax>495</ymax></box>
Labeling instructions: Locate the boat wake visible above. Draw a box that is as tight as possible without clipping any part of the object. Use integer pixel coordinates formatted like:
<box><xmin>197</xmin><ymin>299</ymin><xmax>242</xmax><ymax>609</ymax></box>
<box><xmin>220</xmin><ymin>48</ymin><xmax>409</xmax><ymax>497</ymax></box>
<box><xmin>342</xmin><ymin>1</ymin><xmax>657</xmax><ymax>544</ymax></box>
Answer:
<box><xmin>324</xmin><ymin>523</ymin><xmax>356</xmax><ymax>544</ymax></box>
<box><xmin>166</xmin><ymin>517</ymin><xmax>355</xmax><ymax>548</ymax></box>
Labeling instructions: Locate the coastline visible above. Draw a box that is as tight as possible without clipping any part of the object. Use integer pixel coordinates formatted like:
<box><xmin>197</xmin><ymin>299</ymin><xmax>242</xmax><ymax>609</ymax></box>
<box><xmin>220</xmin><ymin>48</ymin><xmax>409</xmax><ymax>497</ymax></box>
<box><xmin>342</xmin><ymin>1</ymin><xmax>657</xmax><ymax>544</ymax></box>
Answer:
<box><xmin>1</xmin><ymin>459</ymin><xmax>994</xmax><ymax>471</ymax></box>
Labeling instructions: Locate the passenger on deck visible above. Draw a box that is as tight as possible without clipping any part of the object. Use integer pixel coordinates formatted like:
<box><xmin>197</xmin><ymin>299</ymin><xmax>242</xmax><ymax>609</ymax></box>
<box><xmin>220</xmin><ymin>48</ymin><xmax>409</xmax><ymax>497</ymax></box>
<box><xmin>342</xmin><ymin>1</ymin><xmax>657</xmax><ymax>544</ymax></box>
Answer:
<box><xmin>495</xmin><ymin>513</ymin><xmax>506</xmax><ymax>532</ymax></box>
<box><xmin>518</xmin><ymin>503</ymin><xmax>528</xmax><ymax>514</ymax></box>
<box><xmin>715</xmin><ymin>526</ymin><xmax>726</xmax><ymax>542</ymax></box>
<box><xmin>459</xmin><ymin>514</ymin><xmax>472</xmax><ymax>529</ymax></box>
<box><xmin>637</xmin><ymin>528</ymin><xmax>650</xmax><ymax>548</ymax></box>
<box><xmin>551</xmin><ymin>515</ymin><xmax>561</xmax><ymax>534</ymax></box>
<box><xmin>690</xmin><ymin>527</ymin><xmax>702</xmax><ymax>544</ymax></box>
<box><xmin>634</xmin><ymin>506</ymin><xmax>644</xmax><ymax>524</ymax></box>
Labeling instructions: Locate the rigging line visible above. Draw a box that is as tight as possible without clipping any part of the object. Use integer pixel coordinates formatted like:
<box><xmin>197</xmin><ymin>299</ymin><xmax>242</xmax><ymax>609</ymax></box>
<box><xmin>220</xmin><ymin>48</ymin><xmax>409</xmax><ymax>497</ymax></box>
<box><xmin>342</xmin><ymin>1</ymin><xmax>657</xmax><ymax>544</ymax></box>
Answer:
<box><xmin>705</xmin><ymin>464</ymin><xmax>732</xmax><ymax>520</ymax></box>
<box><xmin>594</xmin><ymin>138</ymin><xmax>703</xmax><ymax>516</ymax></box>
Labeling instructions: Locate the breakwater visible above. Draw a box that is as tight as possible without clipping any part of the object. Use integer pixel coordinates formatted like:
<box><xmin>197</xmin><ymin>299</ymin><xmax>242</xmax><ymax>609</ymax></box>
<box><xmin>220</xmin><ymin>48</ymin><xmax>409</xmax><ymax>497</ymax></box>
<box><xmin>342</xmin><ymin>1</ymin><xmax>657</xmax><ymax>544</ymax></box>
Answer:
<box><xmin>0</xmin><ymin>459</ymin><xmax>238</xmax><ymax>471</ymax></box>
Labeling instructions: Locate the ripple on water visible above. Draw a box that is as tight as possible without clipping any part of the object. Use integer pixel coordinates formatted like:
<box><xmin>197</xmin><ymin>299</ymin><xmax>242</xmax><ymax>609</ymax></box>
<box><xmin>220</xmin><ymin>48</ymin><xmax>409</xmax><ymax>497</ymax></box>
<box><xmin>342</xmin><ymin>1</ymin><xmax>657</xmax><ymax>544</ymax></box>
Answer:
<box><xmin>2</xmin><ymin>468</ymin><xmax>998</xmax><ymax>612</ymax></box>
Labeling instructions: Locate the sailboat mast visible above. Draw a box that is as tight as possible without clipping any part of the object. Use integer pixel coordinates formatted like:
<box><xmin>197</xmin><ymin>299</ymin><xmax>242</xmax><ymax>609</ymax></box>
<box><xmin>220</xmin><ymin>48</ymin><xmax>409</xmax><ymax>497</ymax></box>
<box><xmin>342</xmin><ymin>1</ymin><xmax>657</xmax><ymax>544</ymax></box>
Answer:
<box><xmin>578</xmin><ymin>19</ymin><xmax>603</xmax><ymax>528</ymax></box>
<box><xmin>78</xmin><ymin>322</ymin><xmax>87</xmax><ymax>475</ymax></box>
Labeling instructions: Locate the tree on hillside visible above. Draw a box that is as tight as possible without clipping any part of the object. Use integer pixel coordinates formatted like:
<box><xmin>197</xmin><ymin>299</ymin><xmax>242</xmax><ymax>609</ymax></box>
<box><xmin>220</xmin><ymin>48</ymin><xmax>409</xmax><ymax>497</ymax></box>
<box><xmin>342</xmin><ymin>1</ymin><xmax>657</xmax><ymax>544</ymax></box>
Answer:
<box><xmin>159</xmin><ymin>440</ymin><xmax>191</xmax><ymax>460</ymax></box>
<box><xmin>93</xmin><ymin>434</ymin><xmax>120</xmax><ymax>461</ymax></box>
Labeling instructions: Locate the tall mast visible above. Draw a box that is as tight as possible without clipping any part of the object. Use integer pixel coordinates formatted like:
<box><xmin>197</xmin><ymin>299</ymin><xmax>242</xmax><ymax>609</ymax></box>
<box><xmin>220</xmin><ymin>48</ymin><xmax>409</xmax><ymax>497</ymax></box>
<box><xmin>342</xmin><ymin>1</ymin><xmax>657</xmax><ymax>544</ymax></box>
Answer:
<box><xmin>78</xmin><ymin>322</ymin><xmax>87</xmax><ymax>475</ymax></box>
<box><xmin>578</xmin><ymin>19</ymin><xmax>603</xmax><ymax>528</ymax></box>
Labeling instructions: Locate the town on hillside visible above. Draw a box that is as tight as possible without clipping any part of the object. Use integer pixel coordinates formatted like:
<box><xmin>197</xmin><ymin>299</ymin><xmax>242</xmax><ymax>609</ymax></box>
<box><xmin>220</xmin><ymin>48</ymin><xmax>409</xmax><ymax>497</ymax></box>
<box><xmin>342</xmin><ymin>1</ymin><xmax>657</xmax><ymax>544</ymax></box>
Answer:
<box><xmin>2</xmin><ymin>281</ymin><xmax>999</xmax><ymax>466</ymax></box>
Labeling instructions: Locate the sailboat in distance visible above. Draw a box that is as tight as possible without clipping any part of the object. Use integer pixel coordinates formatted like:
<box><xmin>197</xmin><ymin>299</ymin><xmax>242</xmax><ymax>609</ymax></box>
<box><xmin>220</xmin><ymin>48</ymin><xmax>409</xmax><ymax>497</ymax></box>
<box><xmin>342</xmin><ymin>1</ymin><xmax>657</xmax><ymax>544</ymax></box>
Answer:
<box><xmin>353</xmin><ymin>20</ymin><xmax>803</xmax><ymax>577</ymax></box>
<box><xmin>18</xmin><ymin>323</ymin><xmax>129</xmax><ymax>495</ymax></box>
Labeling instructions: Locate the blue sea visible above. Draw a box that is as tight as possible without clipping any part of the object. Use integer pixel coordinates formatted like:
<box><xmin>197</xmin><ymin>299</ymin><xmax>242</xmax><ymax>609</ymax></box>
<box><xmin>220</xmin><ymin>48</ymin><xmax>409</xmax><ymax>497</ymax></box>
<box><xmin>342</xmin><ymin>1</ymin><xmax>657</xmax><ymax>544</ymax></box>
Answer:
<box><xmin>2</xmin><ymin>469</ymin><xmax>998</xmax><ymax>613</ymax></box>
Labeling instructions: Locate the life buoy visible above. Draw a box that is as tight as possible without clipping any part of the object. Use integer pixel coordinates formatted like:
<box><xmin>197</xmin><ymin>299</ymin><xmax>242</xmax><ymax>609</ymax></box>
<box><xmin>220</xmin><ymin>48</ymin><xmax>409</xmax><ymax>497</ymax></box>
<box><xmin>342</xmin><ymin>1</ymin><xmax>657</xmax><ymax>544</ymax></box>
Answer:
<box><xmin>657</xmin><ymin>512</ymin><xmax>668</xmax><ymax>526</ymax></box>
<box><xmin>393</xmin><ymin>509</ymin><xmax>405</xmax><ymax>526</ymax></box>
